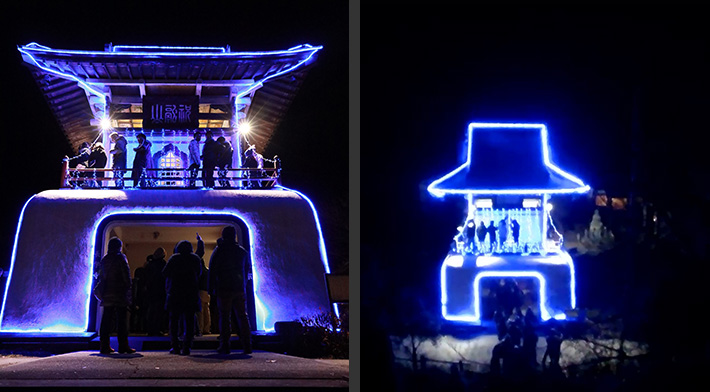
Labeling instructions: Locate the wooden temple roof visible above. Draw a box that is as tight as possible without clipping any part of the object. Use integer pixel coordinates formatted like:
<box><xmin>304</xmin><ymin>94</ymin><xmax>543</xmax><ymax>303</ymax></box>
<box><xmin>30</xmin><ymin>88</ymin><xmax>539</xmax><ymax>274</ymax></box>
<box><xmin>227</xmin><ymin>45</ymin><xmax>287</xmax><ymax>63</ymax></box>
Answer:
<box><xmin>18</xmin><ymin>43</ymin><xmax>321</xmax><ymax>154</ymax></box>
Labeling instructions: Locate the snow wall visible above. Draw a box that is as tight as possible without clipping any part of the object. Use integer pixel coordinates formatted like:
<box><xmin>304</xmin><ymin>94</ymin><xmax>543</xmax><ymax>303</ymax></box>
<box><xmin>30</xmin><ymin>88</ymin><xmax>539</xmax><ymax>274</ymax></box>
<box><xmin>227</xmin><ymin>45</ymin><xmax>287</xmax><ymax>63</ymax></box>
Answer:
<box><xmin>0</xmin><ymin>187</ymin><xmax>332</xmax><ymax>333</ymax></box>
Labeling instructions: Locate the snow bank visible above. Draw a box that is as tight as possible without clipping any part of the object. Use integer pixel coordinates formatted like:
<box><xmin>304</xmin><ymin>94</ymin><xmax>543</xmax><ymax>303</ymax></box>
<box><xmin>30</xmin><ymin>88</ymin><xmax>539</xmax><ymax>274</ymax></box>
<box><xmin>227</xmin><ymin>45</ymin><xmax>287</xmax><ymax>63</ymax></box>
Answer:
<box><xmin>1</xmin><ymin>188</ymin><xmax>331</xmax><ymax>333</ymax></box>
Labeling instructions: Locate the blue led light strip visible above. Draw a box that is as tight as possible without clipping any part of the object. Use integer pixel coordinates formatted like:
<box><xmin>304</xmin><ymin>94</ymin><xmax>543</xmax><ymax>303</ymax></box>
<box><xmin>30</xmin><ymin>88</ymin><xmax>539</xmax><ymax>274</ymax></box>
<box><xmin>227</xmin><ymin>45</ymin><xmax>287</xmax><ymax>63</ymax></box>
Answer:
<box><xmin>427</xmin><ymin>122</ymin><xmax>591</xmax><ymax>197</ymax></box>
<box><xmin>18</xmin><ymin>46</ymin><xmax>106</xmax><ymax>98</ymax></box>
<box><xmin>0</xmin><ymin>187</ymin><xmax>335</xmax><ymax>333</ymax></box>
<box><xmin>18</xmin><ymin>43</ymin><xmax>322</xmax><ymax>126</ymax></box>
<box><xmin>440</xmin><ymin>252</ymin><xmax>576</xmax><ymax>323</ymax></box>
<box><xmin>0</xmin><ymin>195</ymin><xmax>37</xmax><ymax>330</ymax></box>
<box><xmin>21</xmin><ymin>42</ymin><xmax>321</xmax><ymax>58</ymax></box>
<box><xmin>275</xmin><ymin>185</ymin><xmax>340</xmax><ymax>318</ymax></box>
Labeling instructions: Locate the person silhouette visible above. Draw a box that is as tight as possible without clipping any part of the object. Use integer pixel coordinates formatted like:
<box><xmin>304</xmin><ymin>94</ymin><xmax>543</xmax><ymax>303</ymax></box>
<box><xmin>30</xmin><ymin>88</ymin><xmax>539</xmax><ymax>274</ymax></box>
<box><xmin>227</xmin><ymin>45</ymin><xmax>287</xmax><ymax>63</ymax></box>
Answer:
<box><xmin>476</xmin><ymin>221</ymin><xmax>488</xmax><ymax>250</ymax></box>
<box><xmin>465</xmin><ymin>219</ymin><xmax>476</xmax><ymax>252</ymax></box>
<box><xmin>511</xmin><ymin>219</ymin><xmax>521</xmax><ymax>245</ymax></box>
<box><xmin>487</xmin><ymin>220</ymin><xmax>498</xmax><ymax>251</ymax></box>
<box><xmin>131</xmin><ymin>133</ymin><xmax>153</xmax><ymax>188</ymax></box>
<box><xmin>163</xmin><ymin>240</ymin><xmax>202</xmax><ymax>355</ymax></box>
<box><xmin>209</xmin><ymin>226</ymin><xmax>253</xmax><ymax>354</ymax></box>
<box><xmin>522</xmin><ymin>307</ymin><xmax>539</xmax><ymax>368</ymax></box>
<box><xmin>95</xmin><ymin>237</ymin><xmax>136</xmax><ymax>354</ymax></box>
<box><xmin>498</xmin><ymin>218</ymin><xmax>509</xmax><ymax>248</ymax></box>
<box><xmin>542</xmin><ymin>327</ymin><xmax>563</xmax><ymax>371</ymax></box>
<box><xmin>202</xmin><ymin>130</ymin><xmax>219</xmax><ymax>188</ymax></box>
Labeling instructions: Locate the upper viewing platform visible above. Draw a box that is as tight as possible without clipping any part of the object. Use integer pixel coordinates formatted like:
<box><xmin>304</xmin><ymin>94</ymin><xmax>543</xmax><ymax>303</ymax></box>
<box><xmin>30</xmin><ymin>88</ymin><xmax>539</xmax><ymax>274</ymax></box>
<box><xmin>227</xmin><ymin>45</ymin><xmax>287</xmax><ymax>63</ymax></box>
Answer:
<box><xmin>428</xmin><ymin>122</ymin><xmax>591</xmax><ymax>256</ymax></box>
<box><xmin>18</xmin><ymin>43</ymin><xmax>322</xmax><ymax>190</ymax></box>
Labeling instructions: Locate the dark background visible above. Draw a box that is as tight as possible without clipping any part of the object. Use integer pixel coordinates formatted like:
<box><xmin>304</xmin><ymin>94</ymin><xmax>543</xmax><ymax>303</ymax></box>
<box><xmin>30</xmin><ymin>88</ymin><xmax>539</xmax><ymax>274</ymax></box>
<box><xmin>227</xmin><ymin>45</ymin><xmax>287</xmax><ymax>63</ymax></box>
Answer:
<box><xmin>361</xmin><ymin>5</ymin><xmax>709</xmax><ymax>387</ymax></box>
<box><xmin>0</xmin><ymin>1</ymin><xmax>350</xmax><ymax>276</ymax></box>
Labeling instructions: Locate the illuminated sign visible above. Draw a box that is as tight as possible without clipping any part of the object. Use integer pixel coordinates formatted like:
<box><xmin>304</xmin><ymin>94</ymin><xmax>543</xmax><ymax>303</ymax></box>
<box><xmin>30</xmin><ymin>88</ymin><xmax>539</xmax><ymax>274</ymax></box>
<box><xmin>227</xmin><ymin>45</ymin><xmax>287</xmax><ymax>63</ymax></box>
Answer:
<box><xmin>143</xmin><ymin>96</ymin><xmax>199</xmax><ymax>129</ymax></box>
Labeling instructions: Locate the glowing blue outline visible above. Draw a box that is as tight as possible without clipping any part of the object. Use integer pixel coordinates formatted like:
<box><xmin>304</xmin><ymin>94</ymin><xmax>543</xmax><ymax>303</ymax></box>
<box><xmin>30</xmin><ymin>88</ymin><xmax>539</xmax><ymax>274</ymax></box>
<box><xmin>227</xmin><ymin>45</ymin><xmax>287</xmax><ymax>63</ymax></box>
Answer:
<box><xmin>427</xmin><ymin>122</ymin><xmax>591</xmax><ymax>197</ymax></box>
<box><xmin>87</xmin><ymin>210</ymin><xmax>269</xmax><ymax>332</ymax></box>
<box><xmin>440</xmin><ymin>252</ymin><xmax>576</xmax><ymax>324</ymax></box>
<box><xmin>22</xmin><ymin>42</ymin><xmax>321</xmax><ymax>57</ymax></box>
<box><xmin>275</xmin><ymin>186</ymin><xmax>331</xmax><ymax>274</ymax></box>
<box><xmin>111</xmin><ymin>45</ymin><xmax>228</xmax><ymax>53</ymax></box>
<box><xmin>0</xmin><ymin>189</ymin><xmax>334</xmax><ymax>333</ymax></box>
<box><xmin>0</xmin><ymin>195</ymin><xmax>37</xmax><ymax>331</ymax></box>
<box><xmin>0</xmin><ymin>207</ymin><xmax>269</xmax><ymax>333</ymax></box>
<box><xmin>441</xmin><ymin>269</ymin><xmax>550</xmax><ymax>323</ymax></box>
<box><xmin>275</xmin><ymin>185</ymin><xmax>340</xmax><ymax>318</ymax></box>
<box><xmin>18</xmin><ymin>46</ymin><xmax>106</xmax><ymax>98</ymax></box>
<box><xmin>474</xmin><ymin>271</ymin><xmax>550</xmax><ymax>321</ymax></box>
<box><xmin>18</xmin><ymin>43</ymin><xmax>321</xmax><ymax>126</ymax></box>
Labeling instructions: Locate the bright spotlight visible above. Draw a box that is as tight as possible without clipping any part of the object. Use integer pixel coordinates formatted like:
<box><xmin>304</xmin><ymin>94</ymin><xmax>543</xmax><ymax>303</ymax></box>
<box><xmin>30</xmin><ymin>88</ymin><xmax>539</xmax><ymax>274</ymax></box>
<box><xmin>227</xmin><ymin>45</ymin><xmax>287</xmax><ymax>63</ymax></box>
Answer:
<box><xmin>99</xmin><ymin>117</ymin><xmax>112</xmax><ymax>131</ymax></box>
<box><xmin>239</xmin><ymin>121</ymin><xmax>251</xmax><ymax>134</ymax></box>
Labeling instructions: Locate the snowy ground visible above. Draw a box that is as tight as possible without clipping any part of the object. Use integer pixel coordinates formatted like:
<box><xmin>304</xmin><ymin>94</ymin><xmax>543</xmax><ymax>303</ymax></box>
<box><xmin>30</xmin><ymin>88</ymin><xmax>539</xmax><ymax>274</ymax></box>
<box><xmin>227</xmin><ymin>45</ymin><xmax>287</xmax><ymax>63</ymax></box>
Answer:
<box><xmin>390</xmin><ymin>333</ymin><xmax>649</xmax><ymax>374</ymax></box>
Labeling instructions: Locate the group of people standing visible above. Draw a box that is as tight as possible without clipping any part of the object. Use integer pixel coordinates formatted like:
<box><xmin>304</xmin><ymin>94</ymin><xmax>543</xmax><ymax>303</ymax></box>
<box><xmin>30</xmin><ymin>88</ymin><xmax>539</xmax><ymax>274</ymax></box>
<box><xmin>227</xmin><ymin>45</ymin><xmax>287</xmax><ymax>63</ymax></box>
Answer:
<box><xmin>452</xmin><ymin>218</ymin><xmax>520</xmax><ymax>253</ymax></box>
<box><xmin>489</xmin><ymin>280</ymin><xmax>564</xmax><ymax>377</ymax></box>
<box><xmin>64</xmin><ymin>141</ymin><xmax>108</xmax><ymax>187</ymax></box>
<box><xmin>456</xmin><ymin>217</ymin><xmax>522</xmax><ymax>254</ymax></box>
<box><xmin>93</xmin><ymin>225</ymin><xmax>252</xmax><ymax>356</ymax></box>
<box><xmin>187</xmin><ymin>130</ymin><xmax>235</xmax><ymax>188</ymax></box>
<box><xmin>68</xmin><ymin>130</ymin><xmax>249</xmax><ymax>188</ymax></box>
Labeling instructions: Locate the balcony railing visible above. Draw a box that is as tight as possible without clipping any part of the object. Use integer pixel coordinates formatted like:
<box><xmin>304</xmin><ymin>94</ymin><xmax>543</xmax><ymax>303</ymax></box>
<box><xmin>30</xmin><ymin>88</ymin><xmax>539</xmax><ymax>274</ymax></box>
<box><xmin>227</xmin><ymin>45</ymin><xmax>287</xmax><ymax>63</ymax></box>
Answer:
<box><xmin>61</xmin><ymin>163</ymin><xmax>281</xmax><ymax>190</ymax></box>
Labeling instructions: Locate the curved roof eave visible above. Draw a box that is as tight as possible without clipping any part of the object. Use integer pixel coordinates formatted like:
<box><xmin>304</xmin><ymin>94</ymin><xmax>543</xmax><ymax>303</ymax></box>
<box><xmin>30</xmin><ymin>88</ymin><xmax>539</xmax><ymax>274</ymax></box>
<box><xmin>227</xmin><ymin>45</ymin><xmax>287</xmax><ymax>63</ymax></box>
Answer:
<box><xmin>17</xmin><ymin>43</ymin><xmax>322</xmax><ymax>154</ymax></box>
<box><xmin>427</xmin><ymin>122</ymin><xmax>591</xmax><ymax>198</ymax></box>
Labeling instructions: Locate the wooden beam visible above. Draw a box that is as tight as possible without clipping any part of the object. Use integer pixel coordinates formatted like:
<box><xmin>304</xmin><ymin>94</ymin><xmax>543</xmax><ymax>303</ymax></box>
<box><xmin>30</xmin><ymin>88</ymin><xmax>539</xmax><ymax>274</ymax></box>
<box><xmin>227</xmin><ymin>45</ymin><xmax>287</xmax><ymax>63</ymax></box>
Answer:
<box><xmin>85</xmin><ymin>78</ymin><xmax>255</xmax><ymax>87</ymax></box>
<box><xmin>112</xmin><ymin>112</ymin><xmax>232</xmax><ymax>120</ymax></box>
<box><xmin>110</xmin><ymin>95</ymin><xmax>234</xmax><ymax>105</ymax></box>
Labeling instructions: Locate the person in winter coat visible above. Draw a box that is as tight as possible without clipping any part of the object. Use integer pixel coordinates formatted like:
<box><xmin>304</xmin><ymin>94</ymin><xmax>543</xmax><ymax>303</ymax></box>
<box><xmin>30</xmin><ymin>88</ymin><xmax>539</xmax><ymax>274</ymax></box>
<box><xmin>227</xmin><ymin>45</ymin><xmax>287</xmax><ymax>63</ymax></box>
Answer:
<box><xmin>216</xmin><ymin>136</ymin><xmax>233</xmax><ymax>188</ymax></box>
<box><xmin>201</xmin><ymin>130</ymin><xmax>219</xmax><ymax>188</ymax></box>
<box><xmin>163</xmin><ymin>240</ymin><xmax>202</xmax><ymax>355</ymax></box>
<box><xmin>95</xmin><ymin>237</ymin><xmax>136</xmax><ymax>354</ymax></box>
<box><xmin>109</xmin><ymin>132</ymin><xmax>128</xmax><ymax>188</ymax></box>
<box><xmin>144</xmin><ymin>248</ymin><xmax>168</xmax><ymax>336</ymax></box>
<box><xmin>188</xmin><ymin>131</ymin><xmax>202</xmax><ymax>187</ymax></box>
<box><xmin>209</xmin><ymin>226</ymin><xmax>252</xmax><ymax>354</ymax></box>
<box><xmin>131</xmin><ymin>133</ymin><xmax>153</xmax><ymax>187</ymax></box>
<box><xmin>87</xmin><ymin>142</ymin><xmax>108</xmax><ymax>187</ymax></box>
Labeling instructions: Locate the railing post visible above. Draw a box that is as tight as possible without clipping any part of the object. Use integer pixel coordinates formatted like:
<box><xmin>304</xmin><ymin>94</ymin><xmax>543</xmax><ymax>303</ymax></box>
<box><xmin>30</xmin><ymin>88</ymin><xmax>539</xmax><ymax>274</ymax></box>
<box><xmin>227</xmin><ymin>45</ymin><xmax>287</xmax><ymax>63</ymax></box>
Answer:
<box><xmin>60</xmin><ymin>159</ymin><xmax>69</xmax><ymax>188</ymax></box>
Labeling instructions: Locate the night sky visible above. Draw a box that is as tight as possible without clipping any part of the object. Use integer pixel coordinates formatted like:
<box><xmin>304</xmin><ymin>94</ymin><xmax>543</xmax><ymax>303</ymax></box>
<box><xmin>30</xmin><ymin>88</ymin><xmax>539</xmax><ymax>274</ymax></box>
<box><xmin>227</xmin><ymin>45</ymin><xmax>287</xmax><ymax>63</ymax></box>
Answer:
<box><xmin>0</xmin><ymin>1</ymin><xmax>350</xmax><ymax>274</ymax></box>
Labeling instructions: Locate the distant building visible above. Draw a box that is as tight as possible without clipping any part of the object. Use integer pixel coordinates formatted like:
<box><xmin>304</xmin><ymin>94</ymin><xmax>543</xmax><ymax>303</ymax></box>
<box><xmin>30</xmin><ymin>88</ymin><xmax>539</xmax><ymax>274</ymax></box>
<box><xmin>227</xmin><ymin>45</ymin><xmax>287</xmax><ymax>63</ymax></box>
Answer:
<box><xmin>429</xmin><ymin>122</ymin><xmax>590</xmax><ymax>323</ymax></box>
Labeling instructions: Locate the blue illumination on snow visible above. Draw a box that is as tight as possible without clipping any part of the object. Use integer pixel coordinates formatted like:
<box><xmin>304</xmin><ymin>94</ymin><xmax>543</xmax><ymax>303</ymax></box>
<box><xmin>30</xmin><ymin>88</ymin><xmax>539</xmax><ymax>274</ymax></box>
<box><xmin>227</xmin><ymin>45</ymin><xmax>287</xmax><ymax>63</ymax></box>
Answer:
<box><xmin>427</xmin><ymin>122</ymin><xmax>590</xmax><ymax>197</ymax></box>
<box><xmin>439</xmin><ymin>249</ymin><xmax>577</xmax><ymax>325</ymax></box>
<box><xmin>2</xmin><ymin>188</ymin><xmax>333</xmax><ymax>334</ymax></box>
<box><xmin>0</xmin><ymin>195</ymin><xmax>38</xmax><ymax>331</ymax></box>
<box><xmin>440</xmin><ymin>268</ymin><xmax>552</xmax><ymax>323</ymax></box>
<box><xmin>275</xmin><ymin>186</ymin><xmax>331</xmax><ymax>274</ymax></box>
<box><xmin>275</xmin><ymin>185</ymin><xmax>341</xmax><ymax>318</ymax></box>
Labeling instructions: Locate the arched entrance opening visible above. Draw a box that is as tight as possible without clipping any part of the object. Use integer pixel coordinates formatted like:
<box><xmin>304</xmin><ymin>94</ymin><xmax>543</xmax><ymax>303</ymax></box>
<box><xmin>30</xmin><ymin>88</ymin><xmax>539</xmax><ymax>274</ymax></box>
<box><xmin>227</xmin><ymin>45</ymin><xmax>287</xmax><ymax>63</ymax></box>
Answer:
<box><xmin>88</xmin><ymin>213</ymin><xmax>255</xmax><ymax>334</ymax></box>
